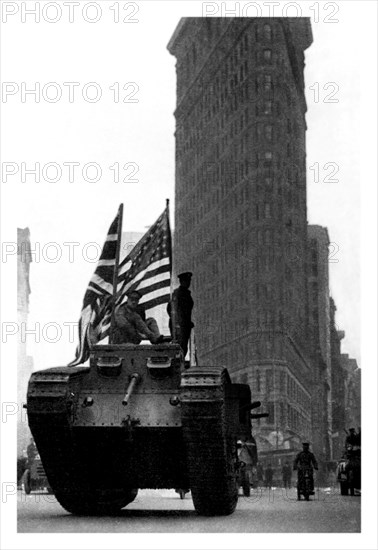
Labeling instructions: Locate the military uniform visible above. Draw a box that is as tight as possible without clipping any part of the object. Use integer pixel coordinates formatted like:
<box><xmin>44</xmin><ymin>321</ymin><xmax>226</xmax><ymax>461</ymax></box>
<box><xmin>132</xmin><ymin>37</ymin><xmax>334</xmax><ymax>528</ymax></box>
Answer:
<box><xmin>293</xmin><ymin>445</ymin><xmax>318</xmax><ymax>493</ymax></box>
<box><xmin>167</xmin><ymin>272</ymin><xmax>194</xmax><ymax>356</ymax></box>
<box><xmin>113</xmin><ymin>303</ymin><xmax>160</xmax><ymax>344</ymax></box>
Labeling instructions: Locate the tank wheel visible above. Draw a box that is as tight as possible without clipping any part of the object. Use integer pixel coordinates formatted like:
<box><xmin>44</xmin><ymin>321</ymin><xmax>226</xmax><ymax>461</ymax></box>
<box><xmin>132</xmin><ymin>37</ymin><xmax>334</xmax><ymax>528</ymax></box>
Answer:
<box><xmin>240</xmin><ymin>470</ymin><xmax>251</xmax><ymax>497</ymax></box>
<box><xmin>23</xmin><ymin>470</ymin><xmax>31</xmax><ymax>495</ymax></box>
<box><xmin>181</xmin><ymin>367</ymin><xmax>238</xmax><ymax>516</ymax></box>
<box><xmin>54</xmin><ymin>488</ymin><xmax>138</xmax><ymax>515</ymax></box>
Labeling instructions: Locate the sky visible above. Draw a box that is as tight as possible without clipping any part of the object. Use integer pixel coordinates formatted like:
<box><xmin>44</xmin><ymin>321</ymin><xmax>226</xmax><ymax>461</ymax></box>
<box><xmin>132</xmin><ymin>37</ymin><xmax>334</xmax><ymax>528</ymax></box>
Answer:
<box><xmin>2</xmin><ymin>1</ymin><xmax>368</xmax><ymax>368</ymax></box>
<box><xmin>1</xmin><ymin>2</ymin><xmax>377</xmax><ymax>547</ymax></box>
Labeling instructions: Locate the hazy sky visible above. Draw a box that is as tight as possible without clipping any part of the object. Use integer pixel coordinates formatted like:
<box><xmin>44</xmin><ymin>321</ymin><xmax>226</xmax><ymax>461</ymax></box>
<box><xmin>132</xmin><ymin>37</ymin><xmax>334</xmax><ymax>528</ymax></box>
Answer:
<box><xmin>1</xmin><ymin>2</ymin><xmax>377</xmax><ymax>548</ymax></box>
<box><xmin>3</xmin><ymin>1</ymin><xmax>367</xmax><ymax>370</ymax></box>
<box><xmin>2</xmin><ymin>2</ymin><xmax>370</xmax><ymax>370</ymax></box>
<box><xmin>2</xmin><ymin>2</ymin><xmax>375</xmax><ymax>373</ymax></box>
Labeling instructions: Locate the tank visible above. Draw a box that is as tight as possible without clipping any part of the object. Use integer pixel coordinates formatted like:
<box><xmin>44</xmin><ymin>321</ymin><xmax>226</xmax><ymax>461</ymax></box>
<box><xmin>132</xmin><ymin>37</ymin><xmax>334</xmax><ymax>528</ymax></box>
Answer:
<box><xmin>26</xmin><ymin>343</ymin><xmax>255</xmax><ymax>516</ymax></box>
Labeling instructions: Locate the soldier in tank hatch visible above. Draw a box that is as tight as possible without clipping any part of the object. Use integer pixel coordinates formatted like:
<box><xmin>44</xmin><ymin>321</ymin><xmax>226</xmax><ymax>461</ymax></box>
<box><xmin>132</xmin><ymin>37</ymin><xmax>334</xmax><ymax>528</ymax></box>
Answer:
<box><xmin>113</xmin><ymin>290</ymin><xmax>163</xmax><ymax>345</ymax></box>
<box><xmin>167</xmin><ymin>272</ymin><xmax>194</xmax><ymax>356</ymax></box>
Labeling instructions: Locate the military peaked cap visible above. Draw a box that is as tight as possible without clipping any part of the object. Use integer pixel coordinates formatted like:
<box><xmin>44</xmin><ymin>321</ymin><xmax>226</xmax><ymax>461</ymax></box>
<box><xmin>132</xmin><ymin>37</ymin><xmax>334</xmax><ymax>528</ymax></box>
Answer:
<box><xmin>178</xmin><ymin>271</ymin><xmax>192</xmax><ymax>279</ymax></box>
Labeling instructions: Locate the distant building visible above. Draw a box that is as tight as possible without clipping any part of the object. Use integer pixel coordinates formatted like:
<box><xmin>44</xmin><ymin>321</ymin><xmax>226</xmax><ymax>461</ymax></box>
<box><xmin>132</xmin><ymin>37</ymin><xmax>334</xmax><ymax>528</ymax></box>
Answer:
<box><xmin>307</xmin><ymin>225</ymin><xmax>332</xmax><ymax>464</ymax></box>
<box><xmin>168</xmin><ymin>18</ymin><xmax>313</xmax><ymax>464</ymax></box>
<box><xmin>341</xmin><ymin>354</ymin><xmax>361</xmax><ymax>432</ymax></box>
<box><xmin>17</xmin><ymin>228</ymin><xmax>34</xmax><ymax>456</ymax></box>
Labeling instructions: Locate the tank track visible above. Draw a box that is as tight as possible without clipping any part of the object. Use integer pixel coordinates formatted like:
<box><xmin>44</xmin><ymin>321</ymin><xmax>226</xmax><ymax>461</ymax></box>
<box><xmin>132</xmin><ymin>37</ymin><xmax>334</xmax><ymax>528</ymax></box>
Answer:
<box><xmin>180</xmin><ymin>366</ymin><xmax>239</xmax><ymax>515</ymax></box>
<box><xmin>27</xmin><ymin>367</ymin><xmax>138</xmax><ymax>514</ymax></box>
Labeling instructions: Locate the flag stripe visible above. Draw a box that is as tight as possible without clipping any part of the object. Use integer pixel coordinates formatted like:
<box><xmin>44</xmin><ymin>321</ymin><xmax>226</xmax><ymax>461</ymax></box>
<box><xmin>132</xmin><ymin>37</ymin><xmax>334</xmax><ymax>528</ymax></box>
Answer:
<box><xmin>142</xmin><ymin>294</ymin><xmax>171</xmax><ymax>312</ymax></box>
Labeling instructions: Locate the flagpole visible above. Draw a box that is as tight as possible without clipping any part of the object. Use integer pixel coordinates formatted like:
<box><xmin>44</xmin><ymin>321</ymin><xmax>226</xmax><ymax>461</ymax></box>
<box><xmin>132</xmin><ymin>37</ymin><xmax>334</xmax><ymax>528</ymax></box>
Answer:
<box><xmin>109</xmin><ymin>203</ymin><xmax>124</xmax><ymax>344</ymax></box>
<box><xmin>166</xmin><ymin>198</ymin><xmax>177</xmax><ymax>344</ymax></box>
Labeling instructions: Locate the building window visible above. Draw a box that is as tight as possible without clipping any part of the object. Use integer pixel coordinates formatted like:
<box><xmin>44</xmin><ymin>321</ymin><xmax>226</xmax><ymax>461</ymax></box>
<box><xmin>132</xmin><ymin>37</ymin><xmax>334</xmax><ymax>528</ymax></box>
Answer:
<box><xmin>264</xmin><ymin>151</ymin><xmax>273</xmax><ymax>165</ymax></box>
<box><xmin>266</xmin><ymin>370</ymin><xmax>273</xmax><ymax>392</ymax></box>
<box><xmin>265</xmin><ymin>125</ymin><xmax>273</xmax><ymax>141</ymax></box>
<box><xmin>264</xmin><ymin>203</ymin><xmax>271</xmax><ymax>218</ymax></box>
<box><xmin>264</xmin><ymin>24</ymin><xmax>272</xmax><ymax>41</ymax></box>
<box><xmin>256</xmin><ymin>370</ymin><xmax>261</xmax><ymax>392</ymax></box>
<box><xmin>263</xmin><ymin>49</ymin><xmax>272</xmax><ymax>62</ymax></box>
<box><xmin>264</xmin><ymin>74</ymin><xmax>272</xmax><ymax>91</ymax></box>
<box><xmin>263</xmin><ymin>101</ymin><xmax>272</xmax><ymax>115</ymax></box>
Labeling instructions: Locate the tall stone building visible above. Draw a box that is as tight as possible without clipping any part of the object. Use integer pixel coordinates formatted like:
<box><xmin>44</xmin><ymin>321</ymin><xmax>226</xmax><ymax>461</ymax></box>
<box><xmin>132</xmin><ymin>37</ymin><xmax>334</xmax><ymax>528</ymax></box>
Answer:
<box><xmin>17</xmin><ymin>228</ymin><xmax>34</xmax><ymax>456</ymax></box>
<box><xmin>168</xmin><ymin>18</ymin><xmax>314</xmax><ymax>463</ymax></box>
<box><xmin>307</xmin><ymin>225</ymin><xmax>332</xmax><ymax>465</ymax></box>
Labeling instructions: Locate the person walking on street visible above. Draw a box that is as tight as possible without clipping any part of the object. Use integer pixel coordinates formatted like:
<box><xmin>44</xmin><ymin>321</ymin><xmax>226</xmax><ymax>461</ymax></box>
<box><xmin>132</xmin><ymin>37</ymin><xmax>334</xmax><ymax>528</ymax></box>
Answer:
<box><xmin>293</xmin><ymin>442</ymin><xmax>318</xmax><ymax>495</ymax></box>
<box><xmin>265</xmin><ymin>464</ymin><xmax>274</xmax><ymax>489</ymax></box>
<box><xmin>282</xmin><ymin>460</ymin><xmax>292</xmax><ymax>489</ymax></box>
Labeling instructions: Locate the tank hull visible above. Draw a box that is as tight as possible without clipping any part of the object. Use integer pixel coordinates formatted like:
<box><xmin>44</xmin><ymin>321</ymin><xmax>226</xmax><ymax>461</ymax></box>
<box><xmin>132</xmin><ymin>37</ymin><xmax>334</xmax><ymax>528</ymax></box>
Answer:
<box><xmin>27</xmin><ymin>344</ymin><xmax>253</xmax><ymax>515</ymax></box>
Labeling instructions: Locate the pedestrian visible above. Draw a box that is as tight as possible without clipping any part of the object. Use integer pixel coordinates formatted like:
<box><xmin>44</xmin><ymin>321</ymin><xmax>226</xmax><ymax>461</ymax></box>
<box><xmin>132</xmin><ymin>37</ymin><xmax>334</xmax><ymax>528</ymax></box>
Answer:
<box><xmin>256</xmin><ymin>462</ymin><xmax>264</xmax><ymax>488</ymax></box>
<box><xmin>113</xmin><ymin>290</ymin><xmax>163</xmax><ymax>344</ymax></box>
<box><xmin>167</xmin><ymin>272</ymin><xmax>194</xmax><ymax>356</ymax></box>
<box><xmin>345</xmin><ymin>428</ymin><xmax>358</xmax><ymax>448</ymax></box>
<box><xmin>293</xmin><ymin>442</ymin><xmax>318</xmax><ymax>495</ymax></box>
<box><xmin>282</xmin><ymin>460</ymin><xmax>292</xmax><ymax>489</ymax></box>
<box><xmin>265</xmin><ymin>464</ymin><xmax>274</xmax><ymax>488</ymax></box>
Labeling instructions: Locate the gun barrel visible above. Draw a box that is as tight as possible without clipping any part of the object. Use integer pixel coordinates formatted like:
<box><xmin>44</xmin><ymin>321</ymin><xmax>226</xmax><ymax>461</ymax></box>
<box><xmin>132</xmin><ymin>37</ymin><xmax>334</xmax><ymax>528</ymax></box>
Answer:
<box><xmin>122</xmin><ymin>373</ymin><xmax>140</xmax><ymax>406</ymax></box>
<box><xmin>251</xmin><ymin>413</ymin><xmax>269</xmax><ymax>419</ymax></box>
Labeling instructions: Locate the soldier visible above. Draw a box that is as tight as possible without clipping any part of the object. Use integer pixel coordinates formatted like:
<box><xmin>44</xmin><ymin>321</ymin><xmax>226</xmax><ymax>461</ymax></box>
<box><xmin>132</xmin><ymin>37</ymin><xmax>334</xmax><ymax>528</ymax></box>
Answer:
<box><xmin>293</xmin><ymin>442</ymin><xmax>318</xmax><ymax>495</ymax></box>
<box><xmin>113</xmin><ymin>290</ymin><xmax>163</xmax><ymax>345</ymax></box>
<box><xmin>167</xmin><ymin>272</ymin><xmax>194</xmax><ymax>356</ymax></box>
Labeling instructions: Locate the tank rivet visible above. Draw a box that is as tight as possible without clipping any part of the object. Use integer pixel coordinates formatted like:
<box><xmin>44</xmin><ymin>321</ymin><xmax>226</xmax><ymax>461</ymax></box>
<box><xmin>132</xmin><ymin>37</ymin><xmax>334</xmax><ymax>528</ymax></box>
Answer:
<box><xmin>169</xmin><ymin>396</ymin><xmax>180</xmax><ymax>406</ymax></box>
<box><xmin>82</xmin><ymin>397</ymin><xmax>94</xmax><ymax>407</ymax></box>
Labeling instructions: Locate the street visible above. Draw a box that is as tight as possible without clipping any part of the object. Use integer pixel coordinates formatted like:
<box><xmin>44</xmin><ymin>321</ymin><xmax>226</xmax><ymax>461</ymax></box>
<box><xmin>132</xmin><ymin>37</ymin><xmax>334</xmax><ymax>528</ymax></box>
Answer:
<box><xmin>17</xmin><ymin>486</ymin><xmax>360</xmax><ymax>533</ymax></box>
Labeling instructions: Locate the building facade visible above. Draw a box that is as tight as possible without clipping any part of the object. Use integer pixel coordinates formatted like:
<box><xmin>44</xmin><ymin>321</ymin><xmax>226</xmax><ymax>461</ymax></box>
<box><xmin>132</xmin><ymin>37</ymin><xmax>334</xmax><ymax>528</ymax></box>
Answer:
<box><xmin>307</xmin><ymin>225</ymin><xmax>333</xmax><ymax>464</ymax></box>
<box><xmin>169</xmin><ymin>18</ymin><xmax>313</xmax><ymax>463</ymax></box>
<box><xmin>17</xmin><ymin>228</ymin><xmax>34</xmax><ymax>456</ymax></box>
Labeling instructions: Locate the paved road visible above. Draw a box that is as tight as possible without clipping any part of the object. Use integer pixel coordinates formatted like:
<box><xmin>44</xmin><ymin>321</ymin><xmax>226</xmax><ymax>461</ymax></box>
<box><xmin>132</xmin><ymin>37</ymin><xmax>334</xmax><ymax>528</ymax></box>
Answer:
<box><xmin>17</xmin><ymin>487</ymin><xmax>360</xmax><ymax>533</ymax></box>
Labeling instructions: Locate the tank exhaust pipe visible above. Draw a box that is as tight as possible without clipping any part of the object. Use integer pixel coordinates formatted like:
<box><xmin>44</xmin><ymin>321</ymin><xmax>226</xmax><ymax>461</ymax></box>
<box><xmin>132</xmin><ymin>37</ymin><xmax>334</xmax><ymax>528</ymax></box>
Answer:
<box><xmin>122</xmin><ymin>373</ymin><xmax>141</xmax><ymax>406</ymax></box>
<box><xmin>251</xmin><ymin>412</ymin><xmax>269</xmax><ymax>419</ymax></box>
<box><xmin>241</xmin><ymin>401</ymin><xmax>262</xmax><ymax>411</ymax></box>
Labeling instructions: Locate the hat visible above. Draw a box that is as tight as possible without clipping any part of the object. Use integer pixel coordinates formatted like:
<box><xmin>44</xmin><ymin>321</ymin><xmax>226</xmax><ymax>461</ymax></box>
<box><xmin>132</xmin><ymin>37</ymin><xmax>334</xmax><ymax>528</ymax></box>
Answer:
<box><xmin>127</xmin><ymin>289</ymin><xmax>142</xmax><ymax>299</ymax></box>
<box><xmin>178</xmin><ymin>271</ymin><xmax>192</xmax><ymax>280</ymax></box>
<box><xmin>349</xmin><ymin>428</ymin><xmax>355</xmax><ymax>432</ymax></box>
<box><xmin>302</xmin><ymin>442</ymin><xmax>310</xmax><ymax>447</ymax></box>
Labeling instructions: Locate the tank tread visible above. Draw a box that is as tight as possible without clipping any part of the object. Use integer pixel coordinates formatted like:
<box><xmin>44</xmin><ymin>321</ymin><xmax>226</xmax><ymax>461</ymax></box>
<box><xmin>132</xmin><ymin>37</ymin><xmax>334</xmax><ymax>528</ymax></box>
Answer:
<box><xmin>180</xmin><ymin>366</ymin><xmax>238</xmax><ymax>516</ymax></box>
<box><xmin>27</xmin><ymin>367</ymin><xmax>137</xmax><ymax>514</ymax></box>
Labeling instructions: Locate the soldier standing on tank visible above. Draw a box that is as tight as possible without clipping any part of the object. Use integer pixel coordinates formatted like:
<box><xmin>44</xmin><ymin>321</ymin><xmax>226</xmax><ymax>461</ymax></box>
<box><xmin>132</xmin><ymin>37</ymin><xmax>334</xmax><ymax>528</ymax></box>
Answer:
<box><xmin>167</xmin><ymin>272</ymin><xmax>194</xmax><ymax>356</ymax></box>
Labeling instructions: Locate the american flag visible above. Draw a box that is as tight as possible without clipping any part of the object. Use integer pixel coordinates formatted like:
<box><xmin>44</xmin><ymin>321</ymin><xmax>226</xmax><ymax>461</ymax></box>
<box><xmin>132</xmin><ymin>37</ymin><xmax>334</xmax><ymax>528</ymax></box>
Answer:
<box><xmin>68</xmin><ymin>204</ymin><xmax>171</xmax><ymax>366</ymax></box>
<box><xmin>116</xmin><ymin>207</ymin><xmax>172</xmax><ymax>312</ymax></box>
